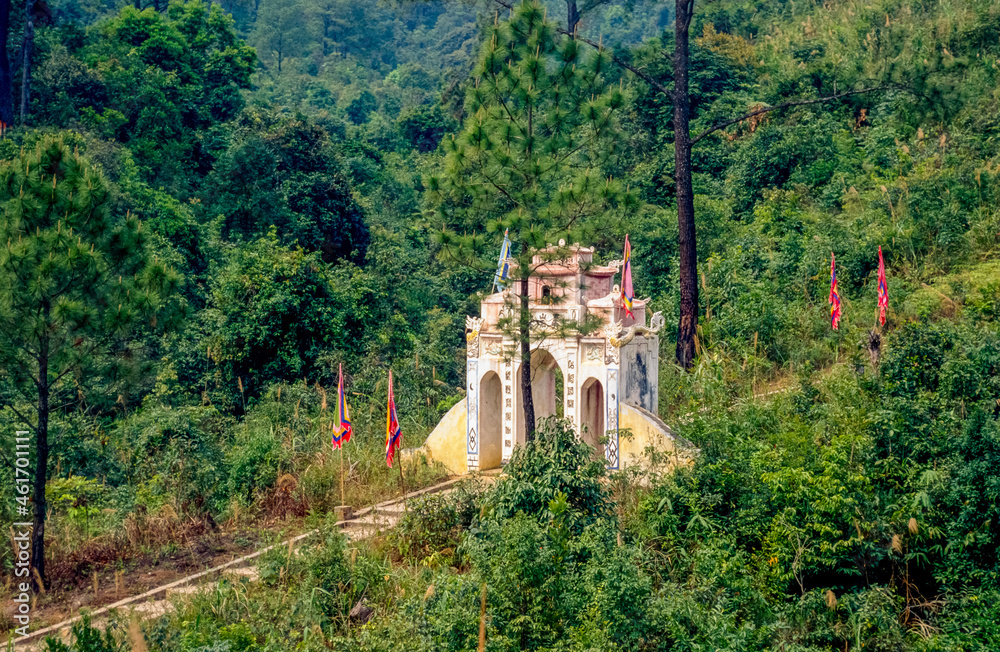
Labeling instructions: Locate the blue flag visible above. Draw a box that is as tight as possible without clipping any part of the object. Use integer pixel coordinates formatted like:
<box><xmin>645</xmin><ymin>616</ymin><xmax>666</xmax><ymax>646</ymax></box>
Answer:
<box><xmin>492</xmin><ymin>229</ymin><xmax>512</xmax><ymax>293</ymax></box>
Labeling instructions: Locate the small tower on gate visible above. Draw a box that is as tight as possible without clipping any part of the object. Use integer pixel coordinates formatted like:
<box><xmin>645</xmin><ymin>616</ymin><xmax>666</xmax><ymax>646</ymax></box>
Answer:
<box><xmin>462</xmin><ymin>244</ymin><xmax>667</xmax><ymax>472</ymax></box>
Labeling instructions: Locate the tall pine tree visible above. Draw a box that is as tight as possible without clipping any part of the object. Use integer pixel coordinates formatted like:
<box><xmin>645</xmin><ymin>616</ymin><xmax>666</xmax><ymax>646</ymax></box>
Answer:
<box><xmin>427</xmin><ymin>0</ymin><xmax>635</xmax><ymax>440</ymax></box>
<box><xmin>0</xmin><ymin>138</ymin><xmax>185</xmax><ymax>586</ymax></box>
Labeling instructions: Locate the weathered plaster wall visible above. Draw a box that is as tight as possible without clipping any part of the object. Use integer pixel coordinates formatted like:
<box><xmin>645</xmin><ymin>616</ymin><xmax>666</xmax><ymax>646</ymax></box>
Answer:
<box><xmin>620</xmin><ymin>336</ymin><xmax>658</xmax><ymax>413</ymax></box>
<box><xmin>580</xmin><ymin>378</ymin><xmax>604</xmax><ymax>451</ymax></box>
<box><xmin>618</xmin><ymin>403</ymin><xmax>695</xmax><ymax>471</ymax></box>
<box><xmin>420</xmin><ymin>400</ymin><xmax>468</xmax><ymax>475</ymax></box>
<box><xmin>480</xmin><ymin>372</ymin><xmax>503</xmax><ymax>469</ymax></box>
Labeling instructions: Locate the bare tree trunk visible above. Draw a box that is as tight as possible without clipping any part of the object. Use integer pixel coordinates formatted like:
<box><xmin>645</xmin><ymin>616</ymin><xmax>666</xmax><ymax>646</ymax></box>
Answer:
<box><xmin>0</xmin><ymin>0</ymin><xmax>14</xmax><ymax>128</ymax></box>
<box><xmin>673</xmin><ymin>0</ymin><xmax>698</xmax><ymax>369</ymax></box>
<box><xmin>31</xmin><ymin>304</ymin><xmax>50</xmax><ymax>590</ymax></box>
<box><xmin>276</xmin><ymin>32</ymin><xmax>284</xmax><ymax>73</ymax></box>
<box><xmin>566</xmin><ymin>0</ymin><xmax>580</xmax><ymax>34</ymax></box>
<box><xmin>519</xmin><ymin>273</ymin><xmax>535</xmax><ymax>441</ymax></box>
<box><xmin>19</xmin><ymin>2</ymin><xmax>32</xmax><ymax>126</ymax></box>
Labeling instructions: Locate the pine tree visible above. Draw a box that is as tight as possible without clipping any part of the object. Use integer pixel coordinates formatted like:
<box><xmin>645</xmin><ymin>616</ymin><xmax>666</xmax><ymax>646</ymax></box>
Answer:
<box><xmin>427</xmin><ymin>0</ymin><xmax>635</xmax><ymax>441</ymax></box>
<box><xmin>0</xmin><ymin>138</ymin><xmax>185</xmax><ymax>587</ymax></box>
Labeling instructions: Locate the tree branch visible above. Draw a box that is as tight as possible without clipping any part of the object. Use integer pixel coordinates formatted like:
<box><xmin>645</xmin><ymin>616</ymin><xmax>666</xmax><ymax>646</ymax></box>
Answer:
<box><xmin>571</xmin><ymin>32</ymin><xmax>670</xmax><ymax>95</ymax></box>
<box><xmin>1</xmin><ymin>402</ymin><xmax>37</xmax><ymax>434</ymax></box>
<box><xmin>680</xmin><ymin>0</ymin><xmax>695</xmax><ymax>32</ymax></box>
<box><xmin>487</xmin><ymin>0</ymin><xmax>910</xmax><ymax>146</ymax></box>
<box><xmin>690</xmin><ymin>86</ymin><xmax>900</xmax><ymax>146</ymax></box>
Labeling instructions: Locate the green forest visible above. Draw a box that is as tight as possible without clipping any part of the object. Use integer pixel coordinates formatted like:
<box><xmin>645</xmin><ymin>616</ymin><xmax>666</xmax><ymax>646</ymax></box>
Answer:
<box><xmin>1</xmin><ymin>0</ymin><xmax>1000</xmax><ymax>649</ymax></box>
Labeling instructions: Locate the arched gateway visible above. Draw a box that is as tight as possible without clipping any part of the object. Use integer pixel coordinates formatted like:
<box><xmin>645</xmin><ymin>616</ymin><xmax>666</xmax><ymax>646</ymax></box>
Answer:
<box><xmin>420</xmin><ymin>244</ymin><xmax>693</xmax><ymax>474</ymax></box>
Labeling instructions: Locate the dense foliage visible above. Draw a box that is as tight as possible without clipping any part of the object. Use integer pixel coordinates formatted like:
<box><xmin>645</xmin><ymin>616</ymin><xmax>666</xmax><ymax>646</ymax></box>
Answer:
<box><xmin>0</xmin><ymin>0</ymin><xmax>999</xmax><ymax>648</ymax></box>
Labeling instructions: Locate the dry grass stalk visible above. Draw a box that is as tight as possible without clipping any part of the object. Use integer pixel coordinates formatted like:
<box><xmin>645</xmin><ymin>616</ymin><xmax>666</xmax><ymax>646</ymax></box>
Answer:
<box><xmin>891</xmin><ymin>533</ymin><xmax>903</xmax><ymax>553</ymax></box>
<box><xmin>908</xmin><ymin>517</ymin><xmax>918</xmax><ymax>534</ymax></box>
<box><xmin>31</xmin><ymin>567</ymin><xmax>46</xmax><ymax>594</ymax></box>
<box><xmin>911</xmin><ymin>620</ymin><xmax>939</xmax><ymax>638</ymax></box>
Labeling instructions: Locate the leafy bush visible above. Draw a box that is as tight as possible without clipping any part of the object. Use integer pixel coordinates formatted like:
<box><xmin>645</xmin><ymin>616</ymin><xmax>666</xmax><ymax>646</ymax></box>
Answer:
<box><xmin>44</xmin><ymin>615</ymin><xmax>128</xmax><ymax>652</ymax></box>
<box><xmin>110</xmin><ymin>405</ymin><xmax>226</xmax><ymax>516</ymax></box>
<box><xmin>390</xmin><ymin>480</ymin><xmax>484</xmax><ymax>564</ymax></box>
<box><xmin>486</xmin><ymin>417</ymin><xmax>612</xmax><ymax>532</ymax></box>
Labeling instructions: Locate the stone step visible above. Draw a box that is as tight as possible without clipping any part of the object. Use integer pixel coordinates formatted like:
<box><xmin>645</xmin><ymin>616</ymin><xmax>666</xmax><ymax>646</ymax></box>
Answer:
<box><xmin>375</xmin><ymin>502</ymin><xmax>407</xmax><ymax>513</ymax></box>
<box><xmin>224</xmin><ymin>566</ymin><xmax>259</xmax><ymax>581</ymax></box>
<box><xmin>342</xmin><ymin>523</ymin><xmax>392</xmax><ymax>541</ymax></box>
<box><xmin>343</xmin><ymin>519</ymin><xmax>398</xmax><ymax>533</ymax></box>
<box><xmin>166</xmin><ymin>584</ymin><xmax>202</xmax><ymax>598</ymax></box>
<box><xmin>128</xmin><ymin>600</ymin><xmax>172</xmax><ymax>618</ymax></box>
<box><xmin>349</xmin><ymin>513</ymin><xmax>400</xmax><ymax>528</ymax></box>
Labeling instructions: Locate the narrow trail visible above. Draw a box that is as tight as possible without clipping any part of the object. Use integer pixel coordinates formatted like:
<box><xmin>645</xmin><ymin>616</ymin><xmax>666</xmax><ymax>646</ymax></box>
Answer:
<box><xmin>12</xmin><ymin>473</ymin><xmax>490</xmax><ymax>650</ymax></box>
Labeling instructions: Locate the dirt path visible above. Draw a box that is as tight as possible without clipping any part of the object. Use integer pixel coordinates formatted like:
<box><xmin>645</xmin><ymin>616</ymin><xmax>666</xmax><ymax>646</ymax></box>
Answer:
<box><xmin>11</xmin><ymin>474</ymin><xmax>483</xmax><ymax>650</ymax></box>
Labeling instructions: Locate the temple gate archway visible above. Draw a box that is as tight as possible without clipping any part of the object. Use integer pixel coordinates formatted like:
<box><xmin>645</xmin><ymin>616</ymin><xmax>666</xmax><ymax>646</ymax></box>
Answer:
<box><xmin>478</xmin><ymin>371</ymin><xmax>503</xmax><ymax>469</ymax></box>
<box><xmin>515</xmin><ymin>350</ymin><xmax>563</xmax><ymax>445</ymax></box>
<box><xmin>444</xmin><ymin>243</ymin><xmax>681</xmax><ymax>474</ymax></box>
<box><xmin>580</xmin><ymin>377</ymin><xmax>604</xmax><ymax>457</ymax></box>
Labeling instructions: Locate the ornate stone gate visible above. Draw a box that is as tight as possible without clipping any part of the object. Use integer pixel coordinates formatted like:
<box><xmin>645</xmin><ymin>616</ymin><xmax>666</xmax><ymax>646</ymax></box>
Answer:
<box><xmin>463</xmin><ymin>245</ymin><xmax>664</xmax><ymax>471</ymax></box>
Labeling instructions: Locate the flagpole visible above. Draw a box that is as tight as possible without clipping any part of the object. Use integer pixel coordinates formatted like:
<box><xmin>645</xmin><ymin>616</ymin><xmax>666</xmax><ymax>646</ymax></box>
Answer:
<box><xmin>398</xmin><ymin>452</ymin><xmax>407</xmax><ymax>513</ymax></box>
<box><xmin>336</xmin><ymin>363</ymin><xmax>346</xmax><ymax>508</ymax></box>
<box><xmin>836</xmin><ymin>318</ymin><xmax>842</xmax><ymax>365</ymax></box>
<box><xmin>339</xmin><ymin>442</ymin><xmax>345</xmax><ymax>507</ymax></box>
<box><xmin>388</xmin><ymin>370</ymin><xmax>407</xmax><ymax>512</ymax></box>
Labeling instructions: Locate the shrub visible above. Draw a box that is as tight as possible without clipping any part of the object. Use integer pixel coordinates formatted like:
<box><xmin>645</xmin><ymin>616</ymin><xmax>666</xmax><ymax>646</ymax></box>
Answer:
<box><xmin>486</xmin><ymin>417</ymin><xmax>612</xmax><ymax>532</ymax></box>
<box><xmin>390</xmin><ymin>480</ymin><xmax>484</xmax><ymax>564</ymax></box>
<box><xmin>44</xmin><ymin>615</ymin><xmax>128</xmax><ymax>652</ymax></box>
<box><xmin>226</xmin><ymin>424</ymin><xmax>287</xmax><ymax>504</ymax></box>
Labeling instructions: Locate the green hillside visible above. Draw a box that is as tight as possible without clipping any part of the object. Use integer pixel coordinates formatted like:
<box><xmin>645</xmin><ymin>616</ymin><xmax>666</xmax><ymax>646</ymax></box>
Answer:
<box><xmin>1</xmin><ymin>0</ymin><xmax>1000</xmax><ymax>649</ymax></box>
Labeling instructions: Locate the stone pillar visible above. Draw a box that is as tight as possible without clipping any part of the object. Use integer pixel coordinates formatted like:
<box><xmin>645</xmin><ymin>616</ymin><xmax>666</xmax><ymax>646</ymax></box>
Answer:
<box><xmin>564</xmin><ymin>345</ymin><xmax>579</xmax><ymax>432</ymax></box>
<box><xmin>466</xmin><ymin>358</ymin><xmax>479</xmax><ymax>473</ymax></box>
<box><xmin>605</xmin><ymin>365</ymin><xmax>620</xmax><ymax>470</ymax></box>
<box><xmin>604</xmin><ymin>335</ymin><xmax>621</xmax><ymax>470</ymax></box>
<box><xmin>502</xmin><ymin>357</ymin><xmax>515</xmax><ymax>464</ymax></box>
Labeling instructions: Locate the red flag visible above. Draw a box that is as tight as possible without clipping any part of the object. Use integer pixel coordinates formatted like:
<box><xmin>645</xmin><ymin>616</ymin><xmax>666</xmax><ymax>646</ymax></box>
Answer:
<box><xmin>620</xmin><ymin>235</ymin><xmax>634</xmax><ymax>319</ymax></box>
<box><xmin>877</xmin><ymin>246</ymin><xmax>888</xmax><ymax>326</ymax></box>
<box><xmin>385</xmin><ymin>371</ymin><xmax>402</xmax><ymax>467</ymax></box>
<box><xmin>830</xmin><ymin>252</ymin><xmax>842</xmax><ymax>330</ymax></box>
<box><xmin>333</xmin><ymin>363</ymin><xmax>352</xmax><ymax>449</ymax></box>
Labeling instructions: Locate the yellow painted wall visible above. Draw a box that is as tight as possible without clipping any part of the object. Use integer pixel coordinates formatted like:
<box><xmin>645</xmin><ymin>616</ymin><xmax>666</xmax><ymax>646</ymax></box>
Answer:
<box><xmin>419</xmin><ymin>400</ymin><xmax>695</xmax><ymax>476</ymax></box>
<box><xmin>618</xmin><ymin>404</ymin><xmax>696</xmax><ymax>471</ymax></box>
<box><xmin>419</xmin><ymin>400</ymin><xmax>468</xmax><ymax>475</ymax></box>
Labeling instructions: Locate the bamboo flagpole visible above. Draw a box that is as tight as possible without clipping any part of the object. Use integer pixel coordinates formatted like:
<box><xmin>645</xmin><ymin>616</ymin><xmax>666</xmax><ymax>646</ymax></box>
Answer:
<box><xmin>385</xmin><ymin>370</ymin><xmax>407</xmax><ymax>511</ymax></box>
<box><xmin>335</xmin><ymin>363</ymin><xmax>352</xmax><ymax>510</ymax></box>
<box><xmin>399</xmin><ymin>449</ymin><xmax>407</xmax><ymax>512</ymax></box>
<box><xmin>830</xmin><ymin>252</ymin><xmax>842</xmax><ymax>363</ymax></box>
<box><xmin>339</xmin><ymin>432</ymin><xmax>345</xmax><ymax>507</ymax></box>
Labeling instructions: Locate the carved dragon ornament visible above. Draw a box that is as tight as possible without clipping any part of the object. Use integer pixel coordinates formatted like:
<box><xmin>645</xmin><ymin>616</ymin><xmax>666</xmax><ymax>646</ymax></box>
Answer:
<box><xmin>602</xmin><ymin>311</ymin><xmax>665</xmax><ymax>364</ymax></box>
